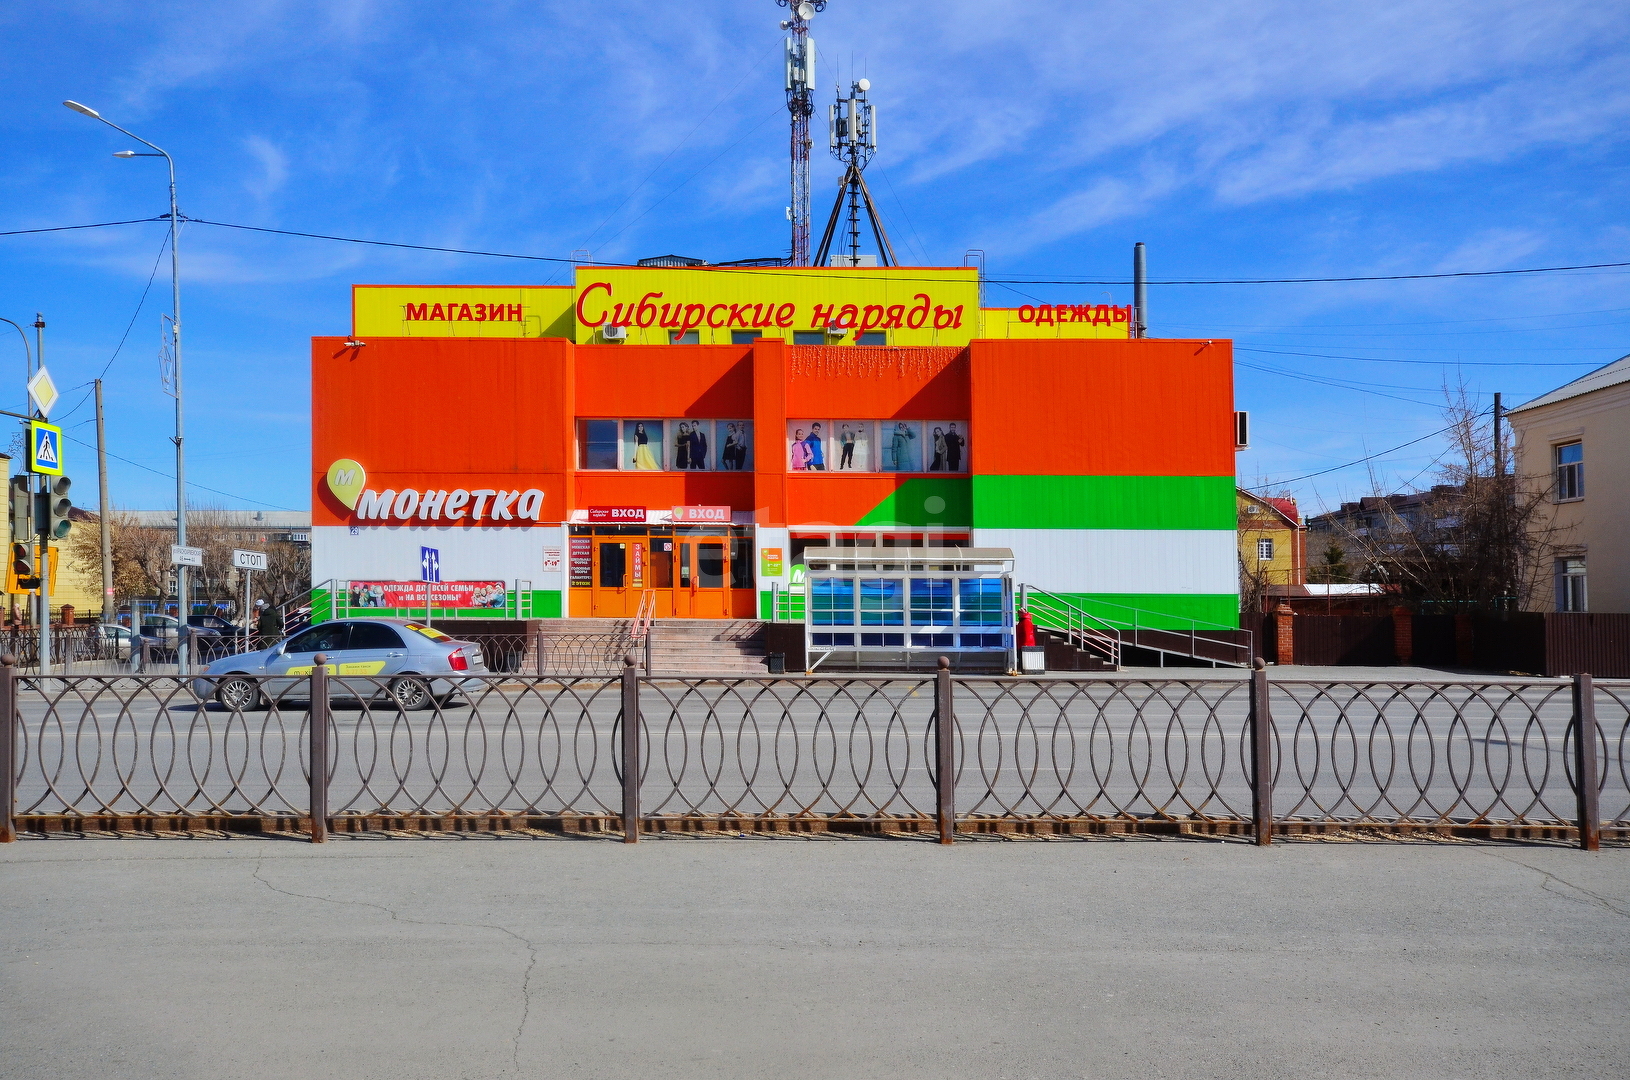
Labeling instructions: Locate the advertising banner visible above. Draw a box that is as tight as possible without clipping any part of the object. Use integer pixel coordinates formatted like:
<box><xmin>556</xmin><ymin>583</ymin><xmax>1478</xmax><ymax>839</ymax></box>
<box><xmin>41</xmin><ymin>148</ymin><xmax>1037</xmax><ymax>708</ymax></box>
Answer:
<box><xmin>348</xmin><ymin>581</ymin><xmax>509</xmax><ymax>609</ymax></box>
<box><xmin>672</xmin><ymin>505</ymin><xmax>731</xmax><ymax>523</ymax></box>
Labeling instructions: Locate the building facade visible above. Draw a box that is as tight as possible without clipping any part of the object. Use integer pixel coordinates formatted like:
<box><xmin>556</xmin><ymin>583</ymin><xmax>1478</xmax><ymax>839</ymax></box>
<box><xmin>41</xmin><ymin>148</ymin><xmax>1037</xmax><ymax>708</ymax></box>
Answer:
<box><xmin>312</xmin><ymin>266</ymin><xmax>1240</xmax><ymax>639</ymax></box>
<box><xmin>1236</xmin><ymin>490</ymin><xmax>1303</xmax><ymax>612</ymax></box>
<box><xmin>1508</xmin><ymin>353</ymin><xmax>1630</xmax><ymax>612</ymax></box>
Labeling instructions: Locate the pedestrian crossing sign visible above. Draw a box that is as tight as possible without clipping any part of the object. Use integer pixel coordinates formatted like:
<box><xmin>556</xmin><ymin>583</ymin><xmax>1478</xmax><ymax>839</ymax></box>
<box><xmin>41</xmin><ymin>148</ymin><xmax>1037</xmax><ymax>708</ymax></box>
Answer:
<box><xmin>28</xmin><ymin>421</ymin><xmax>63</xmax><ymax>476</ymax></box>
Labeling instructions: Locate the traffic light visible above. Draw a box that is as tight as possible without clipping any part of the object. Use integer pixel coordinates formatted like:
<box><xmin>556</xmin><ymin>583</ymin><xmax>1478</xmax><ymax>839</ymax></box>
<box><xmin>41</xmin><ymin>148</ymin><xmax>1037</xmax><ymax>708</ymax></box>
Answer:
<box><xmin>36</xmin><ymin>475</ymin><xmax>71</xmax><ymax>540</ymax></box>
<box><xmin>8</xmin><ymin>475</ymin><xmax>30</xmax><ymax>546</ymax></box>
<box><xmin>9</xmin><ymin>542</ymin><xmax>38</xmax><ymax>592</ymax></box>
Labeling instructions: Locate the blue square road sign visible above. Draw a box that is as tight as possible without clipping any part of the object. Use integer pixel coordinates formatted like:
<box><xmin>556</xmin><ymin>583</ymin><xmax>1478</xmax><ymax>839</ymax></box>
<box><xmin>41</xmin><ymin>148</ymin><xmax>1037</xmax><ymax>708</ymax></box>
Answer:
<box><xmin>420</xmin><ymin>546</ymin><xmax>441</xmax><ymax>583</ymax></box>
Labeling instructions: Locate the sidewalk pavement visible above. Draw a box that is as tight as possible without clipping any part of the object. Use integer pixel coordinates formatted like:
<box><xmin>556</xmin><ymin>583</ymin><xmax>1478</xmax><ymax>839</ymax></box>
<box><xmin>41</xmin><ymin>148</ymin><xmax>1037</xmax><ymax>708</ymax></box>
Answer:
<box><xmin>3</xmin><ymin>834</ymin><xmax>1626</xmax><ymax>1080</ymax></box>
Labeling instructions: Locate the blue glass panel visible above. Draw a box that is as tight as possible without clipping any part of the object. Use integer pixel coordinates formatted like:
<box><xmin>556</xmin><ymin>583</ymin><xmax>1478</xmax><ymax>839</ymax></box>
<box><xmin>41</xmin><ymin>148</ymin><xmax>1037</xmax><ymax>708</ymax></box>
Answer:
<box><xmin>958</xmin><ymin>578</ymin><xmax>1004</xmax><ymax>626</ymax></box>
<box><xmin>860</xmin><ymin>579</ymin><xmax>904</xmax><ymax>626</ymax></box>
<box><xmin>910</xmin><ymin>578</ymin><xmax>953</xmax><ymax>625</ymax></box>
<box><xmin>811</xmin><ymin>578</ymin><xmax>855</xmax><ymax>626</ymax></box>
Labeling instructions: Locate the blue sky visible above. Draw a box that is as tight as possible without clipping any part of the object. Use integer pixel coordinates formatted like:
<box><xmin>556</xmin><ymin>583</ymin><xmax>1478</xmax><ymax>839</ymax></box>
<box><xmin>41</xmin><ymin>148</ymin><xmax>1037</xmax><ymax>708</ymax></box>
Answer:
<box><xmin>2</xmin><ymin>0</ymin><xmax>1627</xmax><ymax>518</ymax></box>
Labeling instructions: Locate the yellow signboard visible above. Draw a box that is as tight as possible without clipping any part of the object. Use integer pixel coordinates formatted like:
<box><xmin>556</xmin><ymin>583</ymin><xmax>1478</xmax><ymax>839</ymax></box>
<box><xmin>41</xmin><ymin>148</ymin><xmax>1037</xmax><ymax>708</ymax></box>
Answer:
<box><xmin>349</xmin><ymin>268</ymin><xmax>1131</xmax><ymax>346</ymax></box>
<box><xmin>571</xmin><ymin>265</ymin><xmax>982</xmax><ymax>346</ymax></box>
<box><xmin>352</xmin><ymin>285</ymin><xmax>574</xmax><ymax>339</ymax></box>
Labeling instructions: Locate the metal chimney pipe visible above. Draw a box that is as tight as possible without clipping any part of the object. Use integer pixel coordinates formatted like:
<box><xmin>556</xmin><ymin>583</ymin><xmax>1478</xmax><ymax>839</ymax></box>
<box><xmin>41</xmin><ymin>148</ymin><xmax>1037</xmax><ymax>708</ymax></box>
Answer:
<box><xmin>1133</xmin><ymin>242</ymin><xmax>1148</xmax><ymax>338</ymax></box>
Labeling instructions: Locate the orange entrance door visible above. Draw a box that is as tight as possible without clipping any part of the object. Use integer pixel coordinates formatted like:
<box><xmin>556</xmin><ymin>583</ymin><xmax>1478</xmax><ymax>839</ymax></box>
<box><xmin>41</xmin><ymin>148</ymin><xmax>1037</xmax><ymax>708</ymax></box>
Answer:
<box><xmin>590</xmin><ymin>537</ymin><xmax>648</xmax><ymax>617</ymax></box>
<box><xmin>670</xmin><ymin>539</ymin><xmax>731</xmax><ymax>618</ymax></box>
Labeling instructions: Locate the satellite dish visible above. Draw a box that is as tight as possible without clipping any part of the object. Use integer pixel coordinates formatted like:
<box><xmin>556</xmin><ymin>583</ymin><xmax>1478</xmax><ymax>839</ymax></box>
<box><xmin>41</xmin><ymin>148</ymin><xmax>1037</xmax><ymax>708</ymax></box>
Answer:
<box><xmin>796</xmin><ymin>1</ymin><xmax>814</xmax><ymax>19</ymax></box>
<box><xmin>857</xmin><ymin>78</ymin><xmax>870</xmax><ymax>92</ymax></box>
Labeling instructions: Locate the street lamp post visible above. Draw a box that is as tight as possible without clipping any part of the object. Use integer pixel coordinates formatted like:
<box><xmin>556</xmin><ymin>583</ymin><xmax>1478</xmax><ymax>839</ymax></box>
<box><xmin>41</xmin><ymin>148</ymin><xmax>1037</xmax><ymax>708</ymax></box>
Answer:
<box><xmin>63</xmin><ymin>100</ymin><xmax>190</xmax><ymax>675</ymax></box>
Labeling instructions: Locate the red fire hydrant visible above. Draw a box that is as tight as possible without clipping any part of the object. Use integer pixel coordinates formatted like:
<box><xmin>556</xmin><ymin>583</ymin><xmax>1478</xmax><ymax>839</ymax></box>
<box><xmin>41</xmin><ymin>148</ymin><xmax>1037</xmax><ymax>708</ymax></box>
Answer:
<box><xmin>1018</xmin><ymin>609</ymin><xmax>1036</xmax><ymax>648</ymax></box>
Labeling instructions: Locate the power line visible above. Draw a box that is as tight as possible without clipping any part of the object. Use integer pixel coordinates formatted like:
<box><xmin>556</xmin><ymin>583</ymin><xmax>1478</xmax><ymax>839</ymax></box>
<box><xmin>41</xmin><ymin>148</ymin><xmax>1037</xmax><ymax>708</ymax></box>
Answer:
<box><xmin>18</xmin><ymin>214</ymin><xmax>1626</xmax><ymax>288</ymax></box>
<box><xmin>55</xmin><ymin>232</ymin><xmax>172</xmax><ymax>424</ymax></box>
<box><xmin>63</xmin><ymin>433</ymin><xmax>298</xmax><ymax>511</ymax></box>
<box><xmin>1244</xmin><ymin>419</ymin><xmax>1471</xmax><ymax>489</ymax></box>
<box><xmin>0</xmin><ymin>217</ymin><xmax>165</xmax><ymax>236</ymax></box>
<box><xmin>1236</xmin><ymin>346</ymin><xmax>1598</xmax><ymax>368</ymax></box>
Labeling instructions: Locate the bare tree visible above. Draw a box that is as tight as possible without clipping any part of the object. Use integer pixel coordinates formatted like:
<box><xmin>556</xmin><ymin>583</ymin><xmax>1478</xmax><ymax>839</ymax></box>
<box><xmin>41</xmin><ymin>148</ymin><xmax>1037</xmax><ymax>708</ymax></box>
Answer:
<box><xmin>1332</xmin><ymin>385</ymin><xmax>1571</xmax><ymax>611</ymax></box>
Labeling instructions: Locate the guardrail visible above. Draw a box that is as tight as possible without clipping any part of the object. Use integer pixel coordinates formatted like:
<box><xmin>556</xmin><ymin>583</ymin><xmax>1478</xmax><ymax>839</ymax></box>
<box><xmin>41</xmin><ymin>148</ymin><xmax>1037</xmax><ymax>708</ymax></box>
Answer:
<box><xmin>1</xmin><ymin>657</ymin><xmax>1623</xmax><ymax>847</ymax></box>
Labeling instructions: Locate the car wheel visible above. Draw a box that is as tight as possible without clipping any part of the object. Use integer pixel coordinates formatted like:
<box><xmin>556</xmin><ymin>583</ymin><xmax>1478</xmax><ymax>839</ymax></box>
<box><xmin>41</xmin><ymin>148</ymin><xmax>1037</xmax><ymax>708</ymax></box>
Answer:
<box><xmin>215</xmin><ymin>676</ymin><xmax>263</xmax><ymax>711</ymax></box>
<box><xmin>389</xmin><ymin>676</ymin><xmax>433</xmax><ymax>711</ymax></box>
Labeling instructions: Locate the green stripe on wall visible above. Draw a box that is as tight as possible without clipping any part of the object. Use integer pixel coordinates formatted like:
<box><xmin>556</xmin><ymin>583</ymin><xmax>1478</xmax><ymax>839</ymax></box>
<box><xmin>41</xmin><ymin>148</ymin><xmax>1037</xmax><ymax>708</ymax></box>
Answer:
<box><xmin>856</xmin><ymin>478</ymin><xmax>972</xmax><ymax>527</ymax></box>
<box><xmin>1030</xmin><ymin>593</ymin><xmax>1240</xmax><ymax>630</ymax></box>
<box><xmin>973</xmin><ymin>475</ymin><xmax>1234</xmax><ymax>530</ymax></box>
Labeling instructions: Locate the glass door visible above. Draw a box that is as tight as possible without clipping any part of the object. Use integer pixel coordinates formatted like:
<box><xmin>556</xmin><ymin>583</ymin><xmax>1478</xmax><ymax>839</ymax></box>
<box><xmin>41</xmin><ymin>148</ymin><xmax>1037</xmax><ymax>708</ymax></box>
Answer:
<box><xmin>670</xmin><ymin>537</ymin><xmax>730</xmax><ymax>618</ymax></box>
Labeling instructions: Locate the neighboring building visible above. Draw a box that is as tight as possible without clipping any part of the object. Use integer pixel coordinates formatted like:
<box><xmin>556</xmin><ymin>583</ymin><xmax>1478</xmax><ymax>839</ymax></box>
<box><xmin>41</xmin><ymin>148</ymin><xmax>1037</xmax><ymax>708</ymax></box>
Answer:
<box><xmin>1508</xmin><ymin>353</ymin><xmax>1630</xmax><ymax>612</ymax></box>
<box><xmin>1237</xmin><ymin>490</ymin><xmax>1303</xmax><ymax>611</ymax></box>
<box><xmin>312</xmin><ymin>263</ymin><xmax>1241</xmax><ymax>655</ymax></box>
<box><xmin>1305</xmin><ymin>486</ymin><xmax>1465</xmax><ymax>578</ymax></box>
<box><xmin>118</xmin><ymin>510</ymin><xmax>311</xmax><ymax>546</ymax></box>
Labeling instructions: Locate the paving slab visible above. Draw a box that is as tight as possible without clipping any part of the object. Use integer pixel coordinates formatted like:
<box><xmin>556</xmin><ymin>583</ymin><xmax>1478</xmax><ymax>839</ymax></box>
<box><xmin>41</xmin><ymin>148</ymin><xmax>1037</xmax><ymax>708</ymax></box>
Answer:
<box><xmin>2</xmin><ymin>834</ymin><xmax>1626</xmax><ymax>1079</ymax></box>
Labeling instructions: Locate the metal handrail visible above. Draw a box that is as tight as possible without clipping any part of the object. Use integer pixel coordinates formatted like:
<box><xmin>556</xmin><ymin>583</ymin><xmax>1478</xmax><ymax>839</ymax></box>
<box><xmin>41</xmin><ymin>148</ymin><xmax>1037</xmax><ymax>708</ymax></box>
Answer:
<box><xmin>1021</xmin><ymin>584</ymin><xmax>1252</xmax><ymax>667</ymax></box>
<box><xmin>630</xmin><ymin>590</ymin><xmax>656</xmax><ymax>641</ymax></box>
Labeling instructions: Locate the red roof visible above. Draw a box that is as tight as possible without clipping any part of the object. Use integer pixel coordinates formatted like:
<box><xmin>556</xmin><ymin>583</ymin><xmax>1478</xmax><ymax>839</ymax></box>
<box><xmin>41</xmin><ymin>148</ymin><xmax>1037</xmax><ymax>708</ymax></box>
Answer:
<box><xmin>1263</xmin><ymin>497</ymin><xmax>1300</xmax><ymax>525</ymax></box>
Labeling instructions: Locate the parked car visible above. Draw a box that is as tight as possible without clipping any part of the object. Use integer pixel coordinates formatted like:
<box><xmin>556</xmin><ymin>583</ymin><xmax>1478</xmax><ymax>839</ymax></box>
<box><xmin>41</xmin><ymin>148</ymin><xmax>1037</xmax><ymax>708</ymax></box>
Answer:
<box><xmin>191</xmin><ymin>617</ymin><xmax>488</xmax><ymax>711</ymax></box>
<box><xmin>79</xmin><ymin>623</ymin><xmax>138</xmax><ymax>660</ymax></box>
<box><xmin>188</xmin><ymin>614</ymin><xmax>246</xmax><ymax>637</ymax></box>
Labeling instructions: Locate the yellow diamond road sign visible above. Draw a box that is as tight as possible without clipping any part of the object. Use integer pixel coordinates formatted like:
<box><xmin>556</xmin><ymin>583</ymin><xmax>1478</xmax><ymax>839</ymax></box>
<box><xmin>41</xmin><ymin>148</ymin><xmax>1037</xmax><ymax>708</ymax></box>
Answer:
<box><xmin>27</xmin><ymin>367</ymin><xmax>59</xmax><ymax>418</ymax></box>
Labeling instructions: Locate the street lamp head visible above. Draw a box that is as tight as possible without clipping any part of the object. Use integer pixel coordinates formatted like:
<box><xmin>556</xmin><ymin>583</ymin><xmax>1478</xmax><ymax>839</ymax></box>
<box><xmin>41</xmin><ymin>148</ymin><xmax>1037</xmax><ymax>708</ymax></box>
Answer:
<box><xmin>112</xmin><ymin>150</ymin><xmax>138</xmax><ymax>158</ymax></box>
<box><xmin>62</xmin><ymin>100</ymin><xmax>101</xmax><ymax>119</ymax></box>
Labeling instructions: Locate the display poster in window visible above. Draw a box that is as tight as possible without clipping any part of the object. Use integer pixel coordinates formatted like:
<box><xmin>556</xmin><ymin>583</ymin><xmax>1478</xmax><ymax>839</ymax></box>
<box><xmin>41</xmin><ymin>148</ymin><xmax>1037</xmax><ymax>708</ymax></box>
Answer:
<box><xmin>569</xmin><ymin>536</ymin><xmax>593</xmax><ymax>587</ymax></box>
<box><xmin>716</xmin><ymin>420</ymin><xmax>753</xmax><ymax>471</ymax></box>
<box><xmin>541</xmin><ymin>547</ymin><xmax>563</xmax><ymax>573</ymax></box>
<box><xmin>624</xmin><ymin>420</ymin><xmax>664</xmax><ymax>470</ymax></box>
<box><xmin>347</xmin><ymin>581</ymin><xmax>508</xmax><ymax>609</ymax></box>
<box><xmin>785</xmin><ymin>420</ymin><xmax>967</xmax><ymax>473</ymax></box>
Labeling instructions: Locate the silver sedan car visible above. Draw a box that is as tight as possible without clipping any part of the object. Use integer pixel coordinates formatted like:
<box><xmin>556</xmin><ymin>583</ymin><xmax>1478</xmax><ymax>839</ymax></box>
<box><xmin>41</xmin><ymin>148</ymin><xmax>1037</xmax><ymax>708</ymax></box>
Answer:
<box><xmin>192</xmin><ymin>618</ymin><xmax>488</xmax><ymax>711</ymax></box>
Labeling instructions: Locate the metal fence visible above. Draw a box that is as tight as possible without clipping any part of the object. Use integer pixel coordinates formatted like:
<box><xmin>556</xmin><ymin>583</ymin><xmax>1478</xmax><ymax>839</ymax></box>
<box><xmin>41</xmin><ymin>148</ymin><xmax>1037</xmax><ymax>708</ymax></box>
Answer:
<box><xmin>1</xmin><ymin>657</ymin><xmax>1624</xmax><ymax>848</ymax></box>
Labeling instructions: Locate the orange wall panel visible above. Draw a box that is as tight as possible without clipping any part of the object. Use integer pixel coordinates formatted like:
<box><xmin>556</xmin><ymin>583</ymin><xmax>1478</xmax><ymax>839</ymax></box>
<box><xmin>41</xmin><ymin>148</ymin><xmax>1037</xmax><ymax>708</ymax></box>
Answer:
<box><xmin>574</xmin><ymin>471</ymin><xmax>755</xmax><ymax>511</ymax></box>
<box><xmin>968</xmin><ymin>338</ymin><xmax>1235</xmax><ymax>477</ymax></box>
<box><xmin>312</xmin><ymin>336</ymin><xmax>574</xmax><ymax>526</ymax></box>
<box><xmin>785</xmin><ymin>476</ymin><xmax>910</xmax><ymax>526</ymax></box>
<box><xmin>574</xmin><ymin>345</ymin><xmax>754</xmax><ymax>417</ymax></box>
<box><xmin>785</xmin><ymin>347</ymin><xmax>969</xmax><ymax>418</ymax></box>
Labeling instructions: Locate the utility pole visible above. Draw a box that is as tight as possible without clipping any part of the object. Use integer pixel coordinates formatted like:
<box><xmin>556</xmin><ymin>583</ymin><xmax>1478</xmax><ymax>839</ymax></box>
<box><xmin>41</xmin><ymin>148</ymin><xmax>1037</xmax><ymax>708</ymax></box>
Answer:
<box><xmin>1133</xmin><ymin>243</ymin><xmax>1148</xmax><ymax>338</ymax></box>
<box><xmin>96</xmin><ymin>380</ymin><xmax>113</xmax><ymax>623</ymax></box>
<box><xmin>1492</xmin><ymin>392</ymin><xmax>1503</xmax><ymax>478</ymax></box>
<box><xmin>33</xmin><ymin>315</ymin><xmax>48</xmax><ymax>675</ymax></box>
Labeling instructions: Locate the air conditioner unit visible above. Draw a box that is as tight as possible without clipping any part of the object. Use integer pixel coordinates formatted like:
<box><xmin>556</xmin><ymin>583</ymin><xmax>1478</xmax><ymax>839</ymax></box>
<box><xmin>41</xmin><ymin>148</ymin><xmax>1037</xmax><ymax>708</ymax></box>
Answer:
<box><xmin>601</xmin><ymin>324</ymin><xmax>628</xmax><ymax>342</ymax></box>
<box><xmin>823</xmin><ymin>323</ymin><xmax>849</xmax><ymax>339</ymax></box>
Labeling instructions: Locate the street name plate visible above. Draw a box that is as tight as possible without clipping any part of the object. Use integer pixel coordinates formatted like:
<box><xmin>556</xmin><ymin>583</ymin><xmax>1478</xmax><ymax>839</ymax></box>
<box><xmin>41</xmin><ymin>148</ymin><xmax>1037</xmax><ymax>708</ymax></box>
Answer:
<box><xmin>170</xmin><ymin>545</ymin><xmax>205</xmax><ymax>567</ymax></box>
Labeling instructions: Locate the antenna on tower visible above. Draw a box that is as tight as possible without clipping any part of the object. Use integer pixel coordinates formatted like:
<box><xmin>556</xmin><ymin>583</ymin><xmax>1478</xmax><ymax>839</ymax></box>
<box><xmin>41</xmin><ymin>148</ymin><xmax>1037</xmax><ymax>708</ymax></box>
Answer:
<box><xmin>812</xmin><ymin>77</ymin><xmax>897</xmax><ymax>267</ymax></box>
<box><xmin>777</xmin><ymin>0</ymin><xmax>825</xmax><ymax>266</ymax></box>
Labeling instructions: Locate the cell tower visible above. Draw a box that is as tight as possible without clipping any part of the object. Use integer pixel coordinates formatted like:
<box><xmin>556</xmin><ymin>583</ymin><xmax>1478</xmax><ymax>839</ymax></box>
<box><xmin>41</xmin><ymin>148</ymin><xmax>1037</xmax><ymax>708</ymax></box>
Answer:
<box><xmin>813</xmin><ymin>78</ymin><xmax>898</xmax><ymax>267</ymax></box>
<box><xmin>778</xmin><ymin>0</ymin><xmax>824</xmax><ymax>266</ymax></box>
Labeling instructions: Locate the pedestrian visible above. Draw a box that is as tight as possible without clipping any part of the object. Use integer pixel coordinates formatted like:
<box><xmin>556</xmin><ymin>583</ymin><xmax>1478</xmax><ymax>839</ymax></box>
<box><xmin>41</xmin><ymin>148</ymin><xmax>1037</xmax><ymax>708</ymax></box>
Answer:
<box><xmin>255</xmin><ymin>599</ymin><xmax>283</xmax><ymax>646</ymax></box>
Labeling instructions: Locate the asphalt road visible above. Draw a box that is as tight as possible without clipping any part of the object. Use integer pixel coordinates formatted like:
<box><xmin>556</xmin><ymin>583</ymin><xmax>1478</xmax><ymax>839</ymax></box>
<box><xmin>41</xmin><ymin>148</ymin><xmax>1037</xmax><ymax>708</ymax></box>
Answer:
<box><xmin>12</xmin><ymin>674</ymin><xmax>1611</xmax><ymax>827</ymax></box>
<box><xmin>2</xmin><ymin>836</ymin><xmax>1626</xmax><ymax>1079</ymax></box>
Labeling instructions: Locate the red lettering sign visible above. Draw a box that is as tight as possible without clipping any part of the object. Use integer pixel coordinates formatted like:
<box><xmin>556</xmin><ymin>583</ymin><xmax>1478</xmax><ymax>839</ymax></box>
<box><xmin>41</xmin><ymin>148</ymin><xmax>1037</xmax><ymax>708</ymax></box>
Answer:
<box><xmin>587</xmin><ymin>506</ymin><xmax>646</xmax><ymax>523</ymax></box>
<box><xmin>671</xmin><ymin>505</ymin><xmax>732</xmax><ymax>523</ymax></box>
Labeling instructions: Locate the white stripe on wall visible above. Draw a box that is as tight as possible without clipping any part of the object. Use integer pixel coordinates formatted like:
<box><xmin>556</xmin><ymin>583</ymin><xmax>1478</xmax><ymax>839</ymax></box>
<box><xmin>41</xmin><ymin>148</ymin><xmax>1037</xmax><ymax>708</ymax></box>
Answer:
<box><xmin>313</xmin><ymin>525</ymin><xmax>566</xmax><ymax>591</ymax></box>
<box><xmin>972</xmin><ymin>528</ymin><xmax>1236</xmax><ymax>594</ymax></box>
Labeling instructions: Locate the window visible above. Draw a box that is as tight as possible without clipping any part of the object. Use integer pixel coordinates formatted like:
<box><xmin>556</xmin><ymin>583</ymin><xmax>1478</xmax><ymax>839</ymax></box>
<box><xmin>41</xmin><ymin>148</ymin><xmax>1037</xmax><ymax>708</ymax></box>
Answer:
<box><xmin>811</xmin><ymin>578</ymin><xmax>855</xmax><ymax>625</ymax></box>
<box><xmin>1555</xmin><ymin>442</ymin><xmax>1583</xmax><ymax>500</ymax></box>
<box><xmin>730</xmin><ymin>330</ymin><xmax>759</xmax><ymax>345</ymax></box>
<box><xmin>786</xmin><ymin>420</ymin><xmax>969</xmax><ymax>474</ymax></box>
<box><xmin>349</xmin><ymin>622</ymin><xmax>405</xmax><ymax>649</ymax></box>
<box><xmin>730</xmin><ymin>536</ymin><xmax>755</xmax><ymax>588</ymax></box>
<box><xmin>577</xmin><ymin>419</ymin><xmax>751</xmax><ymax>471</ymax></box>
<box><xmin>580</xmin><ymin>420</ymin><xmax>620</xmax><ymax>471</ymax></box>
<box><xmin>1557</xmin><ymin>558</ymin><xmax>1587</xmax><ymax>612</ymax></box>
<box><xmin>669</xmin><ymin>330</ymin><xmax>699</xmax><ymax>344</ymax></box>
<box><xmin>860</xmin><ymin>579</ymin><xmax>905</xmax><ymax>626</ymax></box>
<box><xmin>959</xmin><ymin>579</ymin><xmax>1004</xmax><ymax>626</ymax></box>
<box><xmin>286</xmin><ymin>623</ymin><xmax>349</xmax><ymax>654</ymax></box>
<box><xmin>793</xmin><ymin>331</ymin><xmax>825</xmax><ymax>344</ymax></box>
<box><xmin>910</xmin><ymin>578</ymin><xmax>953</xmax><ymax>625</ymax></box>
<box><xmin>856</xmin><ymin>331</ymin><xmax>885</xmax><ymax>345</ymax></box>
<box><xmin>1257</xmin><ymin>537</ymin><xmax>1274</xmax><ymax>561</ymax></box>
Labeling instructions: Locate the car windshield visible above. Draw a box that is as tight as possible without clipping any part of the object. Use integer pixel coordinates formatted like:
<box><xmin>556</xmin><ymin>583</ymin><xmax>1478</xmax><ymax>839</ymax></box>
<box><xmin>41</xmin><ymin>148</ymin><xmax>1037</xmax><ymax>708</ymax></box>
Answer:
<box><xmin>402</xmin><ymin>622</ymin><xmax>452</xmax><ymax>642</ymax></box>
